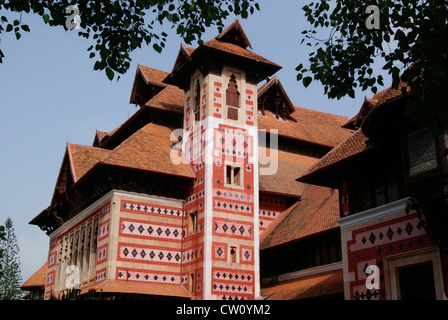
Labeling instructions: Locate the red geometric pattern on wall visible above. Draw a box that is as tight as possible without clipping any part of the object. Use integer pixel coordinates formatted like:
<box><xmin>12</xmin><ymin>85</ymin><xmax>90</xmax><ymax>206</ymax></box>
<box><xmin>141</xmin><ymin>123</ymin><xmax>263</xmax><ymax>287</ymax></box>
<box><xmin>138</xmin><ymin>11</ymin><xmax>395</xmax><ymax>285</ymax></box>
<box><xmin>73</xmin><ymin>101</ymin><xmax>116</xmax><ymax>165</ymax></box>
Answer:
<box><xmin>211</xmin><ymin>267</ymin><xmax>255</xmax><ymax>300</ymax></box>
<box><xmin>245</xmin><ymin>89</ymin><xmax>254</xmax><ymax>125</ymax></box>
<box><xmin>95</xmin><ymin>268</ymin><xmax>107</xmax><ymax>282</ymax></box>
<box><xmin>98</xmin><ymin>219</ymin><xmax>109</xmax><ymax>241</ymax></box>
<box><xmin>119</xmin><ymin>217</ymin><xmax>184</xmax><ymax>242</ymax></box>
<box><xmin>46</xmin><ymin>270</ymin><xmax>55</xmax><ymax>287</ymax></box>
<box><xmin>100</xmin><ymin>201</ymin><xmax>111</xmax><ymax>218</ymax></box>
<box><xmin>185</xmin><ymin>95</ymin><xmax>191</xmax><ymax>131</ymax></box>
<box><xmin>182</xmin><ymin>245</ymin><xmax>204</xmax><ymax>266</ymax></box>
<box><xmin>213</xmin><ymin>81</ymin><xmax>222</xmax><ymax>118</ymax></box>
<box><xmin>213</xmin><ymin>217</ymin><xmax>253</xmax><ymax>240</ymax></box>
<box><xmin>97</xmin><ymin>243</ymin><xmax>108</xmax><ymax>264</ymax></box>
<box><xmin>239</xmin><ymin>245</ymin><xmax>254</xmax><ymax>264</ymax></box>
<box><xmin>117</xmin><ymin>242</ymin><xmax>182</xmax><ymax>265</ymax></box>
<box><xmin>346</xmin><ymin>213</ymin><xmax>432</xmax><ymax>300</ymax></box>
<box><xmin>120</xmin><ymin>199</ymin><xmax>183</xmax><ymax>219</ymax></box>
<box><xmin>48</xmin><ymin>252</ymin><xmax>56</xmax><ymax>268</ymax></box>
<box><xmin>116</xmin><ymin>267</ymin><xmax>181</xmax><ymax>285</ymax></box>
<box><xmin>213</xmin><ymin>242</ymin><xmax>228</xmax><ymax>261</ymax></box>
<box><xmin>201</xmin><ymin>82</ymin><xmax>207</xmax><ymax>120</ymax></box>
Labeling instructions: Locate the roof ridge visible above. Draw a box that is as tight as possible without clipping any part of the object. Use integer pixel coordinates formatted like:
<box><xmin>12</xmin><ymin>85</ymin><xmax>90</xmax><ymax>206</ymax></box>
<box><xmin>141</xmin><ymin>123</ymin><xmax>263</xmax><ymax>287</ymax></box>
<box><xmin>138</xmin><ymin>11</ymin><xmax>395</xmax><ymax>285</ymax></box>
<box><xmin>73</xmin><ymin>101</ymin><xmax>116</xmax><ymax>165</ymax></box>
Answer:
<box><xmin>292</xmin><ymin>105</ymin><xmax>349</xmax><ymax>120</ymax></box>
<box><xmin>67</xmin><ymin>142</ymin><xmax>110</xmax><ymax>151</ymax></box>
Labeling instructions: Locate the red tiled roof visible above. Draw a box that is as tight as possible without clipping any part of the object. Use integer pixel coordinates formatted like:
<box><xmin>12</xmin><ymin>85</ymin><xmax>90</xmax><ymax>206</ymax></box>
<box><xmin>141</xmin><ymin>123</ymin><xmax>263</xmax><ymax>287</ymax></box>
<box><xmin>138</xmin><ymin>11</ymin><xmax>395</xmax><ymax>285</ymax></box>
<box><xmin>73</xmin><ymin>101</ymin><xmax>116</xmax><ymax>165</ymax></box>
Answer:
<box><xmin>203</xmin><ymin>38</ymin><xmax>281</xmax><ymax>69</ymax></box>
<box><xmin>298</xmin><ymin>129</ymin><xmax>370</xmax><ymax>182</ymax></box>
<box><xmin>258</xmin><ymin>107</ymin><xmax>351</xmax><ymax>148</ymax></box>
<box><xmin>137</xmin><ymin>64</ymin><xmax>169</xmax><ymax>87</ymax></box>
<box><xmin>259</xmin><ymin>148</ymin><xmax>318</xmax><ymax>197</ymax></box>
<box><xmin>260</xmin><ymin>184</ymin><xmax>340</xmax><ymax>249</ymax></box>
<box><xmin>260</xmin><ymin>269</ymin><xmax>343</xmax><ymax>300</ymax></box>
<box><xmin>67</xmin><ymin>143</ymin><xmax>111</xmax><ymax>182</ymax></box>
<box><xmin>20</xmin><ymin>263</ymin><xmax>47</xmax><ymax>289</ymax></box>
<box><xmin>80</xmin><ymin>280</ymin><xmax>190</xmax><ymax>298</ymax></box>
<box><xmin>99</xmin><ymin>123</ymin><xmax>194</xmax><ymax>179</ymax></box>
<box><xmin>370</xmin><ymin>79</ymin><xmax>409</xmax><ymax>106</ymax></box>
<box><xmin>144</xmin><ymin>85</ymin><xmax>185</xmax><ymax>114</ymax></box>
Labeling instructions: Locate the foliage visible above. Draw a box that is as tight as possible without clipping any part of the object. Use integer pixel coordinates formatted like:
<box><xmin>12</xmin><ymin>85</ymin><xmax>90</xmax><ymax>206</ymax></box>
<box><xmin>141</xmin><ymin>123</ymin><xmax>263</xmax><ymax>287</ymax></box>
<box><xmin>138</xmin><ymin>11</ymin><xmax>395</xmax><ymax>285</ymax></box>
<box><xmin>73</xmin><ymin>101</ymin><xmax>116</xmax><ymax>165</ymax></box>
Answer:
<box><xmin>0</xmin><ymin>217</ymin><xmax>22</xmax><ymax>300</ymax></box>
<box><xmin>298</xmin><ymin>0</ymin><xmax>448</xmax><ymax>133</ymax></box>
<box><xmin>0</xmin><ymin>225</ymin><xmax>5</xmax><ymax>278</ymax></box>
<box><xmin>0</xmin><ymin>0</ymin><xmax>259</xmax><ymax>81</ymax></box>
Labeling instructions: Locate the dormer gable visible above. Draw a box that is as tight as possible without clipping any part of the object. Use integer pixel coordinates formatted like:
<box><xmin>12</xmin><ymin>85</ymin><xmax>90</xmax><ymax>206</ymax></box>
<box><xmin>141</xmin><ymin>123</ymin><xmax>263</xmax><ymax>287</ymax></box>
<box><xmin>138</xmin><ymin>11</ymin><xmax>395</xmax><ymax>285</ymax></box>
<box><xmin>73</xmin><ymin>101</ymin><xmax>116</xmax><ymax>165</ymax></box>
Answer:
<box><xmin>129</xmin><ymin>65</ymin><xmax>168</xmax><ymax>107</ymax></box>
<box><xmin>215</xmin><ymin>19</ymin><xmax>252</xmax><ymax>49</ymax></box>
<box><xmin>258</xmin><ymin>76</ymin><xmax>295</xmax><ymax>120</ymax></box>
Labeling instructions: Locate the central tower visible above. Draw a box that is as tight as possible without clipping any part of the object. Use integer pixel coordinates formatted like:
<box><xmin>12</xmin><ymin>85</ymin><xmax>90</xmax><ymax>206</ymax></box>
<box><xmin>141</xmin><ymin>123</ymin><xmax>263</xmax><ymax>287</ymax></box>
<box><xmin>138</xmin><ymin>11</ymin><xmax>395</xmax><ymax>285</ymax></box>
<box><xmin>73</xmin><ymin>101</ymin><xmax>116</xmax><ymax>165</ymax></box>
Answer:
<box><xmin>164</xmin><ymin>21</ymin><xmax>281</xmax><ymax>300</ymax></box>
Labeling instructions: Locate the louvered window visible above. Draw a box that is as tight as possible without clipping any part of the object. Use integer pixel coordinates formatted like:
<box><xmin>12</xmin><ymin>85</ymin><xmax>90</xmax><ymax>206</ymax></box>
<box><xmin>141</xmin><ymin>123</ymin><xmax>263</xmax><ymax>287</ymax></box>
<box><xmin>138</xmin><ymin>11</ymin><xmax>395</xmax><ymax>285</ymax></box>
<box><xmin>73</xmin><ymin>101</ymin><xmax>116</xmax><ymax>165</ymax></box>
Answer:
<box><xmin>408</xmin><ymin>129</ymin><xmax>437</xmax><ymax>176</ymax></box>
<box><xmin>226</xmin><ymin>74</ymin><xmax>240</xmax><ymax>120</ymax></box>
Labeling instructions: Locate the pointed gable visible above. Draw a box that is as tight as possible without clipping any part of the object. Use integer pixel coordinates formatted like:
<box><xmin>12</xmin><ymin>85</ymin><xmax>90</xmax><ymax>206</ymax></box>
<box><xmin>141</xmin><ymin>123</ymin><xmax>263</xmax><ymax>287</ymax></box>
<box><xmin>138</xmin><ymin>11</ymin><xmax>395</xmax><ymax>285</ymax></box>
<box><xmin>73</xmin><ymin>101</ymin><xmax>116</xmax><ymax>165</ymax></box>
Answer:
<box><xmin>215</xmin><ymin>19</ymin><xmax>252</xmax><ymax>49</ymax></box>
<box><xmin>67</xmin><ymin>143</ymin><xmax>111</xmax><ymax>183</ymax></box>
<box><xmin>129</xmin><ymin>65</ymin><xmax>168</xmax><ymax>106</ymax></box>
<box><xmin>258</xmin><ymin>76</ymin><xmax>295</xmax><ymax>119</ymax></box>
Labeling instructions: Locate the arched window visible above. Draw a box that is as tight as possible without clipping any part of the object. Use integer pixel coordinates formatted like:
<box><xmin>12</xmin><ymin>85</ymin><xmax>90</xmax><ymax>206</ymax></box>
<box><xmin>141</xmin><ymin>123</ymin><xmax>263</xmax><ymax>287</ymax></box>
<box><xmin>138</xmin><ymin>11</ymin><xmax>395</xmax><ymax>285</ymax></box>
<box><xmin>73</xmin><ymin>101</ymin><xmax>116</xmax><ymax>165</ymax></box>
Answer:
<box><xmin>226</xmin><ymin>74</ymin><xmax>240</xmax><ymax>120</ymax></box>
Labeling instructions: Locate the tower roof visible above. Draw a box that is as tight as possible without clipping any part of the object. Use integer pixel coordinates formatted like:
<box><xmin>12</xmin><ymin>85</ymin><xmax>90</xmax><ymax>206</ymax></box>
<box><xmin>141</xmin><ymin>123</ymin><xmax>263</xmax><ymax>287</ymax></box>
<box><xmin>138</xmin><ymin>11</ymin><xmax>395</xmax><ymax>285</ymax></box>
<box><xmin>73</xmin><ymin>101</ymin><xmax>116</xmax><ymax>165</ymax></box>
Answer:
<box><xmin>164</xmin><ymin>20</ymin><xmax>281</xmax><ymax>89</ymax></box>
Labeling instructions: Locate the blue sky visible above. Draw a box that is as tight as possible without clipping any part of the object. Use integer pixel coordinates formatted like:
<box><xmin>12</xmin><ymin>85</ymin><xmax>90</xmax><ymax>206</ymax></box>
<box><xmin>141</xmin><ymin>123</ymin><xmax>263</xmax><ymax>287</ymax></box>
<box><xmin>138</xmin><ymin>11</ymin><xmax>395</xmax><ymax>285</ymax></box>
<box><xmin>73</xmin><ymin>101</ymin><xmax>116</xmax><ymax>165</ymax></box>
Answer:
<box><xmin>0</xmin><ymin>1</ymin><xmax>384</xmax><ymax>284</ymax></box>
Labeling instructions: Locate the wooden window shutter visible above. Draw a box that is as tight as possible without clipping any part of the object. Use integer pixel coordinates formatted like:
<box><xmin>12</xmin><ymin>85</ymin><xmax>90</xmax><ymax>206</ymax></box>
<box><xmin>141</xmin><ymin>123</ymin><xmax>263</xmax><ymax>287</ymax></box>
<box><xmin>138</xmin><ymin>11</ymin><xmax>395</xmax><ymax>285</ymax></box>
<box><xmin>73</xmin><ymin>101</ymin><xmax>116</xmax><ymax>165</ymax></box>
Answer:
<box><xmin>226</xmin><ymin>74</ymin><xmax>240</xmax><ymax>108</ymax></box>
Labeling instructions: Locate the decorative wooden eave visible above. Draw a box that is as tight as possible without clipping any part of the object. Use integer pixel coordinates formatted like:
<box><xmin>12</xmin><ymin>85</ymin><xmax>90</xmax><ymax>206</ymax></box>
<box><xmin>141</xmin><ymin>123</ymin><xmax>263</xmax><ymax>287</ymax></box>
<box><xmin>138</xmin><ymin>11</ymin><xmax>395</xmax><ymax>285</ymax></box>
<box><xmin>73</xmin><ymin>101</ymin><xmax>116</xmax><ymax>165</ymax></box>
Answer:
<box><xmin>257</xmin><ymin>76</ymin><xmax>295</xmax><ymax>119</ymax></box>
<box><xmin>29</xmin><ymin>148</ymin><xmax>75</xmax><ymax>233</ymax></box>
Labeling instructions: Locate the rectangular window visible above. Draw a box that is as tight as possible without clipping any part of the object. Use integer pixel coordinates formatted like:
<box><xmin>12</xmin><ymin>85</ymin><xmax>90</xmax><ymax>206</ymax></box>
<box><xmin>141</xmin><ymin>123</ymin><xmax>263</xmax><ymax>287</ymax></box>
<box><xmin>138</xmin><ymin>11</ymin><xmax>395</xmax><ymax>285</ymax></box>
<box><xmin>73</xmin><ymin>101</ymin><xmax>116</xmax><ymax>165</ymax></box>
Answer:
<box><xmin>189</xmin><ymin>211</ymin><xmax>198</xmax><ymax>233</ymax></box>
<box><xmin>225</xmin><ymin>164</ymin><xmax>242</xmax><ymax>188</ymax></box>
<box><xmin>230</xmin><ymin>246</ymin><xmax>237</xmax><ymax>263</ymax></box>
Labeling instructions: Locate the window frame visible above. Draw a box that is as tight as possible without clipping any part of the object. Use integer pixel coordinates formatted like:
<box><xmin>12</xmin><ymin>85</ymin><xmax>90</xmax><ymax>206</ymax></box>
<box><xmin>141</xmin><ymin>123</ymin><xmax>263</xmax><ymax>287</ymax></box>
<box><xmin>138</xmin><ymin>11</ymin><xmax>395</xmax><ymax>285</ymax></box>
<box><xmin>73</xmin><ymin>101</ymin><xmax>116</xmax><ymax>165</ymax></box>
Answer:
<box><xmin>224</xmin><ymin>163</ymin><xmax>243</xmax><ymax>189</ymax></box>
<box><xmin>383</xmin><ymin>246</ymin><xmax>445</xmax><ymax>300</ymax></box>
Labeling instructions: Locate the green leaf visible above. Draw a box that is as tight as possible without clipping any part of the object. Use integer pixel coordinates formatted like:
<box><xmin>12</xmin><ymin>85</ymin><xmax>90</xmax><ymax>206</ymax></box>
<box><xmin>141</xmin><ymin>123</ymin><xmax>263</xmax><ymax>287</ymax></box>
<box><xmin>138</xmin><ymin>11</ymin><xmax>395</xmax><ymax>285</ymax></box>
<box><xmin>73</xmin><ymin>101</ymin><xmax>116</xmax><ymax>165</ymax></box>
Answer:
<box><xmin>21</xmin><ymin>25</ymin><xmax>30</xmax><ymax>32</ymax></box>
<box><xmin>105</xmin><ymin>67</ymin><xmax>114</xmax><ymax>80</ymax></box>
<box><xmin>152</xmin><ymin>43</ymin><xmax>162</xmax><ymax>53</ymax></box>
<box><xmin>5</xmin><ymin>24</ymin><xmax>13</xmax><ymax>32</ymax></box>
<box><xmin>93</xmin><ymin>61</ymin><xmax>102</xmax><ymax>70</ymax></box>
<box><xmin>43</xmin><ymin>14</ymin><xmax>49</xmax><ymax>24</ymax></box>
<box><xmin>303</xmin><ymin>76</ymin><xmax>312</xmax><ymax>88</ymax></box>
